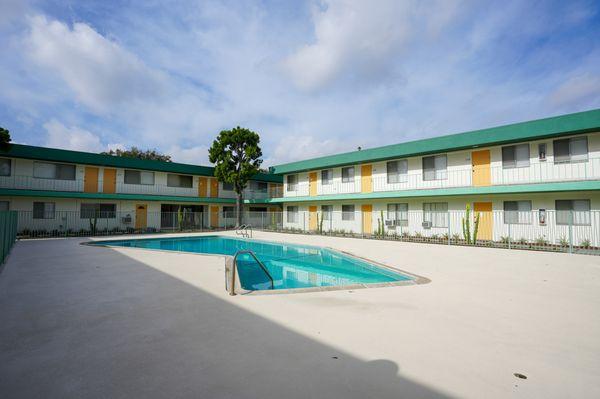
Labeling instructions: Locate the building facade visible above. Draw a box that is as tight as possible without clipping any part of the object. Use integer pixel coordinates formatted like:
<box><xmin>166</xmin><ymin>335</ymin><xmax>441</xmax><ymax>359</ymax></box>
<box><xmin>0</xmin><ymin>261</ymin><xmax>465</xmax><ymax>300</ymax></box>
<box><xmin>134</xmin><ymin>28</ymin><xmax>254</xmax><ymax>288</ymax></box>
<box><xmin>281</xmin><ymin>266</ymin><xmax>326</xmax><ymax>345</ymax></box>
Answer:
<box><xmin>270</xmin><ymin>109</ymin><xmax>600</xmax><ymax>247</ymax></box>
<box><xmin>0</xmin><ymin>144</ymin><xmax>282</xmax><ymax>235</ymax></box>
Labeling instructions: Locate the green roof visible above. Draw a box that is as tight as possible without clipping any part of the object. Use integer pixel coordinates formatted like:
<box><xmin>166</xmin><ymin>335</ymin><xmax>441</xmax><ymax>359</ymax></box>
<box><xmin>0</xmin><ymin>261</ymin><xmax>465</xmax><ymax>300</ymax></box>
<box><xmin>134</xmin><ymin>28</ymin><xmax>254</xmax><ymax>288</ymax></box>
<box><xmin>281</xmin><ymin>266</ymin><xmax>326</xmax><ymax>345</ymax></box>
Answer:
<box><xmin>0</xmin><ymin>144</ymin><xmax>282</xmax><ymax>183</ymax></box>
<box><xmin>271</xmin><ymin>109</ymin><xmax>600</xmax><ymax>174</ymax></box>
<box><xmin>259</xmin><ymin>181</ymin><xmax>600</xmax><ymax>203</ymax></box>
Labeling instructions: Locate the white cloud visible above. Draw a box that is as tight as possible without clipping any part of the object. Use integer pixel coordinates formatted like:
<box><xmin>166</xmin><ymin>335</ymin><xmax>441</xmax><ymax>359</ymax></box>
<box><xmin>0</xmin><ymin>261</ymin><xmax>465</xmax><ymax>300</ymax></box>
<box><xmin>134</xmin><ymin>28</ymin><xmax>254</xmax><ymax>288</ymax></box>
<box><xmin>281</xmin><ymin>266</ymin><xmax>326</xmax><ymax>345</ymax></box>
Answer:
<box><xmin>167</xmin><ymin>144</ymin><xmax>211</xmax><ymax>165</ymax></box>
<box><xmin>547</xmin><ymin>73</ymin><xmax>600</xmax><ymax>108</ymax></box>
<box><xmin>265</xmin><ymin>135</ymin><xmax>356</xmax><ymax>167</ymax></box>
<box><xmin>43</xmin><ymin>119</ymin><xmax>105</xmax><ymax>152</ymax></box>
<box><xmin>24</xmin><ymin>15</ymin><xmax>166</xmax><ymax>113</ymax></box>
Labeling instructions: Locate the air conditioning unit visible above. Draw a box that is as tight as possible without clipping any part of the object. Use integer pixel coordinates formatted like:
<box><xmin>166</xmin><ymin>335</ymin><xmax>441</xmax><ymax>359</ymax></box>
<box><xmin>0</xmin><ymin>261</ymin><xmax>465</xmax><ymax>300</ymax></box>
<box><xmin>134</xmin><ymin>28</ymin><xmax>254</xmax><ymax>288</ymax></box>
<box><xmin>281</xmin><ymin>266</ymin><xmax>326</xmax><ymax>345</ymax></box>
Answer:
<box><xmin>385</xmin><ymin>220</ymin><xmax>397</xmax><ymax>227</ymax></box>
<box><xmin>121</xmin><ymin>215</ymin><xmax>132</xmax><ymax>224</ymax></box>
<box><xmin>422</xmin><ymin>221</ymin><xmax>432</xmax><ymax>229</ymax></box>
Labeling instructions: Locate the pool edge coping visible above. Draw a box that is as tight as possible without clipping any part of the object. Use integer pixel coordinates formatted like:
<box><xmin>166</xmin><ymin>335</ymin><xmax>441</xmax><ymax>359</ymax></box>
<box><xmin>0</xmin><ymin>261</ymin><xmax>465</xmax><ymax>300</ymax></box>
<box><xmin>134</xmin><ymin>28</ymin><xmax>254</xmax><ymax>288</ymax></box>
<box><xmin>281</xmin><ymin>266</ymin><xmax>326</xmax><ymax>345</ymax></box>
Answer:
<box><xmin>80</xmin><ymin>234</ymin><xmax>431</xmax><ymax>296</ymax></box>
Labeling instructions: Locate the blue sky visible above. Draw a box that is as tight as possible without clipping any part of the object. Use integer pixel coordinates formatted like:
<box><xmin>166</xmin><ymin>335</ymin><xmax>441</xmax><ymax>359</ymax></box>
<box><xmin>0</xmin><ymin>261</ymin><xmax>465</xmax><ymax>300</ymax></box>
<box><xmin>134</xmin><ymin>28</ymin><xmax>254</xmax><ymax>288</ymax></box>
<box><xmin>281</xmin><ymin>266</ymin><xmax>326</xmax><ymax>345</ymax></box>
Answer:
<box><xmin>0</xmin><ymin>0</ymin><xmax>599</xmax><ymax>166</ymax></box>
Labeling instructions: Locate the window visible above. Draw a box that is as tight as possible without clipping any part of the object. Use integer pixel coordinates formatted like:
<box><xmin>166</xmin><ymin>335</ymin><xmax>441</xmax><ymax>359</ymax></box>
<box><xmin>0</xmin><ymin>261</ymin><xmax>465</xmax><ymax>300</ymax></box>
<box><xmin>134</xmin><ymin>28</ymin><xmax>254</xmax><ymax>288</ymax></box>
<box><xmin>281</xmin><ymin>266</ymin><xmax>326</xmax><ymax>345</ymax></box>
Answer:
<box><xmin>33</xmin><ymin>202</ymin><xmax>55</xmax><ymax>219</ymax></box>
<box><xmin>80</xmin><ymin>203</ymin><xmax>116</xmax><ymax>219</ymax></box>
<box><xmin>33</xmin><ymin>162</ymin><xmax>75</xmax><ymax>180</ymax></box>
<box><xmin>287</xmin><ymin>175</ymin><xmax>297</xmax><ymax>191</ymax></box>
<box><xmin>0</xmin><ymin>201</ymin><xmax>9</xmax><ymax>211</ymax></box>
<box><xmin>422</xmin><ymin>155</ymin><xmax>447</xmax><ymax>181</ymax></box>
<box><xmin>249</xmin><ymin>181</ymin><xmax>268</xmax><ymax>192</ymax></box>
<box><xmin>503</xmin><ymin>201</ymin><xmax>532</xmax><ymax>224</ymax></box>
<box><xmin>538</xmin><ymin>143</ymin><xmax>547</xmax><ymax>161</ymax></box>
<box><xmin>250</xmin><ymin>207</ymin><xmax>268</xmax><ymax>213</ymax></box>
<box><xmin>287</xmin><ymin>206</ymin><xmax>298</xmax><ymax>223</ymax></box>
<box><xmin>321</xmin><ymin>169</ymin><xmax>333</xmax><ymax>185</ymax></box>
<box><xmin>341</xmin><ymin>167</ymin><xmax>355</xmax><ymax>183</ymax></box>
<box><xmin>502</xmin><ymin>144</ymin><xmax>530</xmax><ymax>168</ymax></box>
<box><xmin>223</xmin><ymin>206</ymin><xmax>235</xmax><ymax>218</ymax></box>
<box><xmin>423</xmin><ymin>202</ymin><xmax>448</xmax><ymax>227</ymax></box>
<box><xmin>387</xmin><ymin>203</ymin><xmax>408</xmax><ymax>222</ymax></box>
<box><xmin>124</xmin><ymin>170</ymin><xmax>154</xmax><ymax>185</ymax></box>
<box><xmin>556</xmin><ymin>200</ymin><xmax>591</xmax><ymax>226</ymax></box>
<box><xmin>167</xmin><ymin>174</ymin><xmax>193</xmax><ymax>188</ymax></box>
<box><xmin>0</xmin><ymin>158</ymin><xmax>11</xmax><ymax>176</ymax></box>
<box><xmin>387</xmin><ymin>160</ymin><xmax>408</xmax><ymax>183</ymax></box>
<box><xmin>222</xmin><ymin>182</ymin><xmax>234</xmax><ymax>191</ymax></box>
<box><xmin>553</xmin><ymin>136</ymin><xmax>588</xmax><ymax>163</ymax></box>
<box><xmin>341</xmin><ymin>204</ymin><xmax>355</xmax><ymax>221</ymax></box>
<box><xmin>321</xmin><ymin>205</ymin><xmax>333</xmax><ymax>221</ymax></box>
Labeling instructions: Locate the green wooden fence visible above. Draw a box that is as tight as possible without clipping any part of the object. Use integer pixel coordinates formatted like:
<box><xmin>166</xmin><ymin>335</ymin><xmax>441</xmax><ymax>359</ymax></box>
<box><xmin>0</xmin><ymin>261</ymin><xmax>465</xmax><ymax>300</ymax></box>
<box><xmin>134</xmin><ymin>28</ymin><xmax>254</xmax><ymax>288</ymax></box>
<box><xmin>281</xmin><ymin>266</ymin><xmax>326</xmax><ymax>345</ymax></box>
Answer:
<box><xmin>0</xmin><ymin>211</ymin><xmax>18</xmax><ymax>265</ymax></box>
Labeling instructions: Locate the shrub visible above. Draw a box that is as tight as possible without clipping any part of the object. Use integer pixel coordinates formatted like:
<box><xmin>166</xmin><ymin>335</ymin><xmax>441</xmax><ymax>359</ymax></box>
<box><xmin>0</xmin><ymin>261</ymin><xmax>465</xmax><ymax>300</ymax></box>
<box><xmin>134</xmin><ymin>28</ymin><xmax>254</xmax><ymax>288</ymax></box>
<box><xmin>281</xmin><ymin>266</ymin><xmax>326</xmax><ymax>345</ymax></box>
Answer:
<box><xmin>558</xmin><ymin>236</ymin><xmax>569</xmax><ymax>247</ymax></box>
<box><xmin>534</xmin><ymin>236</ymin><xmax>548</xmax><ymax>245</ymax></box>
<box><xmin>500</xmin><ymin>236</ymin><xmax>510</xmax><ymax>244</ymax></box>
<box><xmin>580</xmin><ymin>239</ymin><xmax>591</xmax><ymax>248</ymax></box>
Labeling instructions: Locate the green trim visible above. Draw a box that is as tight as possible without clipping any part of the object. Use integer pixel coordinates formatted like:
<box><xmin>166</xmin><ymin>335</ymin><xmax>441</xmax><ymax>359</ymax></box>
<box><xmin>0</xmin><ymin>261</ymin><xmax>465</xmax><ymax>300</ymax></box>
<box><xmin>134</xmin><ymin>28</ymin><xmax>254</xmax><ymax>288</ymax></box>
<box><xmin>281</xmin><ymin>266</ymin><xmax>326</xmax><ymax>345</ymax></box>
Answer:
<box><xmin>0</xmin><ymin>189</ymin><xmax>237</xmax><ymax>204</ymax></box>
<box><xmin>271</xmin><ymin>109</ymin><xmax>600</xmax><ymax>174</ymax></box>
<box><xmin>262</xmin><ymin>181</ymin><xmax>600</xmax><ymax>203</ymax></box>
<box><xmin>0</xmin><ymin>144</ymin><xmax>282</xmax><ymax>183</ymax></box>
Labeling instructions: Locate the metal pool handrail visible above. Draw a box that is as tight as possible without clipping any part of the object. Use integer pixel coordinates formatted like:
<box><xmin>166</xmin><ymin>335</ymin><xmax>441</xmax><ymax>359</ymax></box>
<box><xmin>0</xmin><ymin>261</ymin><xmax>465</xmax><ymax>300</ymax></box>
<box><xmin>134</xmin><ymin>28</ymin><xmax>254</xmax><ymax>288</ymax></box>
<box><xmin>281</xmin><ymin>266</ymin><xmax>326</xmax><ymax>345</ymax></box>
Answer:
<box><xmin>228</xmin><ymin>249</ymin><xmax>274</xmax><ymax>295</ymax></box>
<box><xmin>235</xmin><ymin>224</ymin><xmax>252</xmax><ymax>238</ymax></box>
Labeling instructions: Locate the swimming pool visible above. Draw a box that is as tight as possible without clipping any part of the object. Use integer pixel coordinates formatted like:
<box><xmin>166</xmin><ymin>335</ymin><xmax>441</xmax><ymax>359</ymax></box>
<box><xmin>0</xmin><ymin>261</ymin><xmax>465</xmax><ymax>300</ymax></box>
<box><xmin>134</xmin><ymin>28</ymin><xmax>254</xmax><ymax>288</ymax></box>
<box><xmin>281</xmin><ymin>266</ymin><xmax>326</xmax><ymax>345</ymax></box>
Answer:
<box><xmin>89</xmin><ymin>235</ymin><xmax>414</xmax><ymax>291</ymax></box>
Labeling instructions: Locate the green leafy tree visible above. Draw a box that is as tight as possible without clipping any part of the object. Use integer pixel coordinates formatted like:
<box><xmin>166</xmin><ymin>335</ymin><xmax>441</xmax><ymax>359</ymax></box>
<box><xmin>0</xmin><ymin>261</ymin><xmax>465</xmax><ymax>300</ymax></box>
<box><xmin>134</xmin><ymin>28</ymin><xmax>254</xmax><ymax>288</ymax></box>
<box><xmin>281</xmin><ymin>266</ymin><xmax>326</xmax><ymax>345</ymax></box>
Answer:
<box><xmin>101</xmin><ymin>146</ymin><xmax>172</xmax><ymax>162</ymax></box>
<box><xmin>0</xmin><ymin>127</ymin><xmax>11</xmax><ymax>148</ymax></box>
<box><xmin>209</xmin><ymin>127</ymin><xmax>263</xmax><ymax>227</ymax></box>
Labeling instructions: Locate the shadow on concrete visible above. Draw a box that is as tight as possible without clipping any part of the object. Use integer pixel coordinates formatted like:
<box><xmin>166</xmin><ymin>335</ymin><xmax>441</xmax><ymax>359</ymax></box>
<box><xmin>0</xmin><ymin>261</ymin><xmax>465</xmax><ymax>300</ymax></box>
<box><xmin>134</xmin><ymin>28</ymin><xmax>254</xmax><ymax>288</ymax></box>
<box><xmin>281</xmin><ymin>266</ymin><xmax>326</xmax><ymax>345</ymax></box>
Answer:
<box><xmin>0</xmin><ymin>239</ymin><xmax>453</xmax><ymax>398</ymax></box>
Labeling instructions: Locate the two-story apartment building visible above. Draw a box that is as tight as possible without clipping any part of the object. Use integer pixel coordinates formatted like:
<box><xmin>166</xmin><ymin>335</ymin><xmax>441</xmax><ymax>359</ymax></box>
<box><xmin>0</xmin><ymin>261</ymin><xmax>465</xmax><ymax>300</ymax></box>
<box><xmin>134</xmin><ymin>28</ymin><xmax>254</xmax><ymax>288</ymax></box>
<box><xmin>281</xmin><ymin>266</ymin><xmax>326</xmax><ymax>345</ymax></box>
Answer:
<box><xmin>0</xmin><ymin>144</ymin><xmax>282</xmax><ymax>234</ymax></box>
<box><xmin>270</xmin><ymin>109</ymin><xmax>600</xmax><ymax>246</ymax></box>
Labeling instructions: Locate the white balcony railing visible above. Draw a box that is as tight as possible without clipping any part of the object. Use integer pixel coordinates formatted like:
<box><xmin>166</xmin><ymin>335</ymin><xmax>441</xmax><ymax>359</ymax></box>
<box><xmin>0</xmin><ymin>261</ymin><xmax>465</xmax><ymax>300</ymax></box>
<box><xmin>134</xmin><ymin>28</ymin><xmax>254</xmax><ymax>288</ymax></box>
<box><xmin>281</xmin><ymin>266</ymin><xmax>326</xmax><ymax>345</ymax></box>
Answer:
<box><xmin>0</xmin><ymin>175</ymin><xmax>84</xmax><ymax>192</ymax></box>
<box><xmin>282</xmin><ymin>156</ymin><xmax>600</xmax><ymax>198</ymax></box>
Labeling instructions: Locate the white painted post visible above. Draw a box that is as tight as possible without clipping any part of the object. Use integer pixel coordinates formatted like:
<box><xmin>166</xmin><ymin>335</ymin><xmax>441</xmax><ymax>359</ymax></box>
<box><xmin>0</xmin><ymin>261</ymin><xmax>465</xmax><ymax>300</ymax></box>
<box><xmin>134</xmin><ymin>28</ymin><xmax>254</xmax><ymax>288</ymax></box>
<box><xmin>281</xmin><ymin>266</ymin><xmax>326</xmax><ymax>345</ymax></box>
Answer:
<box><xmin>569</xmin><ymin>210</ymin><xmax>573</xmax><ymax>254</ymax></box>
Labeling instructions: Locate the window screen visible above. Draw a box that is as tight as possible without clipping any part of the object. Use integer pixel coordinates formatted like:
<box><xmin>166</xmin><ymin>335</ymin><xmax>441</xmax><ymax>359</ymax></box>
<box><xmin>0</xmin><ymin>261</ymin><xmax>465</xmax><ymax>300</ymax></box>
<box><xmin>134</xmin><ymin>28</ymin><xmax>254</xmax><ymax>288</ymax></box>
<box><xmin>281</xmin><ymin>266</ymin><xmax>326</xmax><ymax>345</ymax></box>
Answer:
<box><xmin>321</xmin><ymin>205</ymin><xmax>333</xmax><ymax>220</ymax></box>
<box><xmin>286</xmin><ymin>175</ymin><xmax>297</xmax><ymax>191</ymax></box>
<box><xmin>80</xmin><ymin>203</ymin><xmax>116</xmax><ymax>219</ymax></box>
<box><xmin>33</xmin><ymin>162</ymin><xmax>75</xmax><ymax>180</ymax></box>
<box><xmin>387</xmin><ymin>203</ymin><xmax>408</xmax><ymax>222</ymax></box>
<box><xmin>287</xmin><ymin>206</ymin><xmax>298</xmax><ymax>223</ymax></box>
<box><xmin>341</xmin><ymin>167</ymin><xmax>355</xmax><ymax>183</ymax></box>
<box><xmin>167</xmin><ymin>174</ymin><xmax>192</xmax><ymax>188</ymax></box>
<box><xmin>0</xmin><ymin>158</ymin><xmax>11</xmax><ymax>176</ymax></box>
<box><xmin>222</xmin><ymin>182</ymin><xmax>234</xmax><ymax>191</ymax></box>
<box><xmin>502</xmin><ymin>144</ymin><xmax>530</xmax><ymax>168</ymax></box>
<box><xmin>387</xmin><ymin>160</ymin><xmax>407</xmax><ymax>183</ymax></box>
<box><xmin>553</xmin><ymin>136</ymin><xmax>588</xmax><ymax>163</ymax></box>
<box><xmin>342</xmin><ymin>204</ymin><xmax>355</xmax><ymax>220</ymax></box>
<box><xmin>321</xmin><ymin>170</ymin><xmax>333</xmax><ymax>185</ymax></box>
<box><xmin>556</xmin><ymin>199</ymin><xmax>591</xmax><ymax>225</ymax></box>
<box><xmin>503</xmin><ymin>201</ymin><xmax>532</xmax><ymax>224</ymax></box>
<box><xmin>33</xmin><ymin>202</ymin><xmax>55</xmax><ymax>219</ymax></box>
<box><xmin>124</xmin><ymin>170</ymin><xmax>154</xmax><ymax>185</ymax></box>
<box><xmin>422</xmin><ymin>155</ymin><xmax>447</xmax><ymax>181</ymax></box>
<box><xmin>423</xmin><ymin>202</ymin><xmax>448</xmax><ymax>227</ymax></box>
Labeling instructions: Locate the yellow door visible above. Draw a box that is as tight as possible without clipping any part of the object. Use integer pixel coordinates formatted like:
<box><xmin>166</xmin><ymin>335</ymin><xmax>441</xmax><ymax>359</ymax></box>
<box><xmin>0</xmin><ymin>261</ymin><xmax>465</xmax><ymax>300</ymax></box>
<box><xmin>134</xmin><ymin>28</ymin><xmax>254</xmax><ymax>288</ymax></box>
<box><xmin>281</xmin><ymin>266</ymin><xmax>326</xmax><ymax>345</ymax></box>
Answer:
<box><xmin>309</xmin><ymin>206</ymin><xmax>318</xmax><ymax>230</ymax></box>
<box><xmin>361</xmin><ymin>204</ymin><xmax>373</xmax><ymax>234</ymax></box>
<box><xmin>84</xmin><ymin>167</ymin><xmax>99</xmax><ymax>193</ymax></box>
<box><xmin>135</xmin><ymin>204</ymin><xmax>147</xmax><ymax>230</ymax></box>
<box><xmin>473</xmin><ymin>202</ymin><xmax>493</xmax><ymax>241</ymax></box>
<box><xmin>210</xmin><ymin>179</ymin><xmax>219</xmax><ymax>198</ymax></box>
<box><xmin>361</xmin><ymin>165</ymin><xmax>372</xmax><ymax>193</ymax></box>
<box><xmin>472</xmin><ymin>150</ymin><xmax>491</xmax><ymax>187</ymax></box>
<box><xmin>198</xmin><ymin>177</ymin><xmax>208</xmax><ymax>197</ymax></box>
<box><xmin>309</xmin><ymin>172</ymin><xmax>317</xmax><ymax>196</ymax></box>
<box><xmin>102</xmin><ymin>168</ymin><xmax>116</xmax><ymax>194</ymax></box>
<box><xmin>210</xmin><ymin>206</ymin><xmax>219</xmax><ymax>228</ymax></box>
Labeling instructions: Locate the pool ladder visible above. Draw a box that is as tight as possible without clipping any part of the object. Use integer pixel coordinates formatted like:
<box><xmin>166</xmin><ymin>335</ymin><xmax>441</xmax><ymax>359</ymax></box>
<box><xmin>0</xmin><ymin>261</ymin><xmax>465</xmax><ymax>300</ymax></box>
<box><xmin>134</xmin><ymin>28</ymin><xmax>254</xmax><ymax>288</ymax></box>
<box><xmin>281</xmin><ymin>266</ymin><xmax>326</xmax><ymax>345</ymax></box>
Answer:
<box><xmin>227</xmin><ymin>249</ymin><xmax>274</xmax><ymax>296</ymax></box>
<box><xmin>235</xmin><ymin>224</ymin><xmax>252</xmax><ymax>238</ymax></box>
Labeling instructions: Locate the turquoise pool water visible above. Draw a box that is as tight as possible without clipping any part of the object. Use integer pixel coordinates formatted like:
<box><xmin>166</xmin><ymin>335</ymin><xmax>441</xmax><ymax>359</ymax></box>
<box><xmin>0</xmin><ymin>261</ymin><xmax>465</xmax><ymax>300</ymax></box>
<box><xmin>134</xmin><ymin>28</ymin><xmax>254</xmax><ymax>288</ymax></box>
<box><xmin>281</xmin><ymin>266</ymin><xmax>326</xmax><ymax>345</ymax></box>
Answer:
<box><xmin>89</xmin><ymin>236</ymin><xmax>412</xmax><ymax>291</ymax></box>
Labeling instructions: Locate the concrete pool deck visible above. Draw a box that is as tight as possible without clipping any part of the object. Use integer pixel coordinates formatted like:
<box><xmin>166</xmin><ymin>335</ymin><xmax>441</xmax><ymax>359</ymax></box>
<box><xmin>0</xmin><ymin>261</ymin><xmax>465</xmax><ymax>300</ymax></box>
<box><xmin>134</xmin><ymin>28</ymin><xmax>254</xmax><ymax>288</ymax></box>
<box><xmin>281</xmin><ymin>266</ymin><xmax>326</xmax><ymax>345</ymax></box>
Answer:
<box><xmin>1</xmin><ymin>232</ymin><xmax>599</xmax><ymax>398</ymax></box>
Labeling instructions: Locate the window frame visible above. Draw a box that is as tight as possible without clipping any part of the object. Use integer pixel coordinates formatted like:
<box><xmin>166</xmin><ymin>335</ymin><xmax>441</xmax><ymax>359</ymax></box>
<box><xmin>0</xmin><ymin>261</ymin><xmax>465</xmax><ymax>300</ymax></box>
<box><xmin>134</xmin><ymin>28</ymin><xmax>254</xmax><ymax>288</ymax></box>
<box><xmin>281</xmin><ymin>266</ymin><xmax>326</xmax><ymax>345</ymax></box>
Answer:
<box><xmin>124</xmin><ymin>170</ymin><xmax>155</xmax><ymax>185</ymax></box>
<box><xmin>422</xmin><ymin>155</ymin><xmax>447</xmax><ymax>181</ymax></box>
<box><xmin>387</xmin><ymin>203</ymin><xmax>408</xmax><ymax>222</ymax></box>
<box><xmin>422</xmin><ymin>202</ymin><xmax>448</xmax><ymax>227</ymax></box>
<box><xmin>33</xmin><ymin>202</ymin><xmax>55</xmax><ymax>219</ymax></box>
<box><xmin>167</xmin><ymin>174</ymin><xmax>193</xmax><ymax>188</ymax></box>
<box><xmin>321</xmin><ymin>169</ymin><xmax>333</xmax><ymax>185</ymax></box>
<box><xmin>321</xmin><ymin>205</ymin><xmax>333</xmax><ymax>221</ymax></box>
<box><xmin>553</xmin><ymin>136</ymin><xmax>588</xmax><ymax>164</ymax></box>
<box><xmin>222</xmin><ymin>182</ymin><xmax>234</xmax><ymax>191</ymax></box>
<box><xmin>503</xmin><ymin>200</ymin><xmax>532</xmax><ymax>225</ymax></box>
<box><xmin>502</xmin><ymin>143</ymin><xmax>530</xmax><ymax>169</ymax></box>
<box><xmin>555</xmin><ymin>199</ymin><xmax>591</xmax><ymax>226</ymax></box>
<box><xmin>286</xmin><ymin>175</ymin><xmax>298</xmax><ymax>192</ymax></box>
<box><xmin>33</xmin><ymin>161</ymin><xmax>76</xmax><ymax>181</ymax></box>
<box><xmin>341</xmin><ymin>204</ymin><xmax>355</xmax><ymax>221</ymax></box>
<box><xmin>341</xmin><ymin>167</ymin><xmax>355</xmax><ymax>183</ymax></box>
<box><xmin>287</xmin><ymin>206</ymin><xmax>299</xmax><ymax>223</ymax></box>
<box><xmin>0</xmin><ymin>158</ymin><xmax>11</xmax><ymax>177</ymax></box>
<box><xmin>386</xmin><ymin>160</ymin><xmax>408</xmax><ymax>184</ymax></box>
<box><xmin>80</xmin><ymin>203</ymin><xmax>117</xmax><ymax>219</ymax></box>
